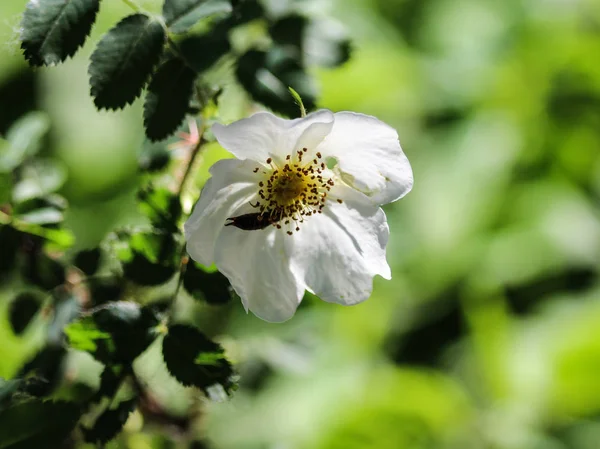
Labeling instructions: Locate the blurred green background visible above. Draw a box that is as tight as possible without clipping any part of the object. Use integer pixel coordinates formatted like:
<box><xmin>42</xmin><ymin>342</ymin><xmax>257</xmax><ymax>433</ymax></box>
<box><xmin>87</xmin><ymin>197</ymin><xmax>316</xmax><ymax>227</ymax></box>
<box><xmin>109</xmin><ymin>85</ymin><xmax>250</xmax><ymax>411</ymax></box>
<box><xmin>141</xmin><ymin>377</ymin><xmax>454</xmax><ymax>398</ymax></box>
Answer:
<box><xmin>2</xmin><ymin>0</ymin><xmax>600</xmax><ymax>448</ymax></box>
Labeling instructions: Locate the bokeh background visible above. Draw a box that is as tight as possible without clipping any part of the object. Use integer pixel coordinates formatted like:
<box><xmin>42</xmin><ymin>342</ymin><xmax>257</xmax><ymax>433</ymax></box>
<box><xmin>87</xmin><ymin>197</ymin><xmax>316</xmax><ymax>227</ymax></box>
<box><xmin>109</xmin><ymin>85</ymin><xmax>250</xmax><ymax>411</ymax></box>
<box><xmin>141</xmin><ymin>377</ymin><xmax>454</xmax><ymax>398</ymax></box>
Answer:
<box><xmin>2</xmin><ymin>0</ymin><xmax>600</xmax><ymax>448</ymax></box>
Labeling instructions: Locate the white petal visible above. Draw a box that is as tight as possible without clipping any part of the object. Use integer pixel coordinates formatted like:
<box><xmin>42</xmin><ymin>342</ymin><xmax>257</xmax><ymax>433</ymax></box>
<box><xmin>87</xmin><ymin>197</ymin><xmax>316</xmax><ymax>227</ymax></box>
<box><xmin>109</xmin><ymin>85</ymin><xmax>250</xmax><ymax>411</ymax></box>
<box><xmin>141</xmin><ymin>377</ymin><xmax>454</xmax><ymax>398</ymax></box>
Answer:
<box><xmin>289</xmin><ymin>185</ymin><xmax>391</xmax><ymax>305</ymax></box>
<box><xmin>317</xmin><ymin>112</ymin><xmax>413</xmax><ymax>205</ymax></box>
<box><xmin>212</xmin><ymin>110</ymin><xmax>334</xmax><ymax>163</ymax></box>
<box><xmin>214</xmin><ymin>226</ymin><xmax>305</xmax><ymax>322</ymax></box>
<box><xmin>184</xmin><ymin>159</ymin><xmax>258</xmax><ymax>266</ymax></box>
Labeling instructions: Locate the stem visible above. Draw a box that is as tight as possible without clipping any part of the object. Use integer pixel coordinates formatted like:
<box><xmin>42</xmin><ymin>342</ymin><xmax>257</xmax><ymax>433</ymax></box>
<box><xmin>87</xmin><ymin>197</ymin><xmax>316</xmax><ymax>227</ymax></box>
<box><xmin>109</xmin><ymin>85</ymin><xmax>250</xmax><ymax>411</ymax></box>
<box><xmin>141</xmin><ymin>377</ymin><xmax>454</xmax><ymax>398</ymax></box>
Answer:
<box><xmin>176</xmin><ymin>125</ymin><xmax>206</xmax><ymax>196</ymax></box>
<box><xmin>120</xmin><ymin>0</ymin><xmax>142</xmax><ymax>12</ymax></box>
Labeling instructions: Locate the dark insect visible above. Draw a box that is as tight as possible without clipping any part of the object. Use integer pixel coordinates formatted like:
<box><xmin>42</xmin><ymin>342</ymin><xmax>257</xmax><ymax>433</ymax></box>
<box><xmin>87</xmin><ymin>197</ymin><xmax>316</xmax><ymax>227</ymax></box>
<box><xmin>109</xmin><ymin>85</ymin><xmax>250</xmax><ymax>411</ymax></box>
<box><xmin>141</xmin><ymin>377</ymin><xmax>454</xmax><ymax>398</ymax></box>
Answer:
<box><xmin>225</xmin><ymin>213</ymin><xmax>272</xmax><ymax>230</ymax></box>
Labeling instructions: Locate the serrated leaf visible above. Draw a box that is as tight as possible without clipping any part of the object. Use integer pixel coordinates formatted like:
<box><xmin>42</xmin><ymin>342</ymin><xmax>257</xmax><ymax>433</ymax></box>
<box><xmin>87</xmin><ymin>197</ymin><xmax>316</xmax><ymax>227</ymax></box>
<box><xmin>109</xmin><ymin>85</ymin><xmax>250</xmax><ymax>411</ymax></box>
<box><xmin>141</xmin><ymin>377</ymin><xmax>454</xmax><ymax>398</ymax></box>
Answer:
<box><xmin>89</xmin><ymin>14</ymin><xmax>166</xmax><ymax>110</ymax></box>
<box><xmin>163</xmin><ymin>0</ymin><xmax>233</xmax><ymax>34</ymax></box>
<box><xmin>65</xmin><ymin>302</ymin><xmax>159</xmax><ymax>364</ymax></box>
<box><xmin>183</xmin><ymin>262</ymin><xmax>232</xmax><ymax>305</ymax></box>
<box><xmin>83</xmin><ymin>397</ymin><xmax>137</xmax><ymax>444</ymax></box>
<box><xmin>162</xmin><ymin>324</ymin><xmax>235</xmax><ymax>394</ymax></box>
<box><xmin>236</xmin><ymin>47</ymin><xmax>317</xmax><ymax>117</ymax></box>
<box><xmin>20</xmin><ymin>0</ymin><xmax>100</xmax><ymax>66</ymax></box>
<box><xmin>144</xmin><ymin>57</ymin><xmax>197</xmax><ymax>141</ymax></box>
<box><xmin>118</xmin><ymin>231</ymin><xmax>180</xmax><ymax>286</ymax></box>
<box><xmin>9</xmin><ymin>291</ymin><xmax>43</xmax><ymax>335</ymax></box>
<box><xmin>0</xmin><ymin>400</ymin><xmax>81</xmax><ymax>449</ymax></box>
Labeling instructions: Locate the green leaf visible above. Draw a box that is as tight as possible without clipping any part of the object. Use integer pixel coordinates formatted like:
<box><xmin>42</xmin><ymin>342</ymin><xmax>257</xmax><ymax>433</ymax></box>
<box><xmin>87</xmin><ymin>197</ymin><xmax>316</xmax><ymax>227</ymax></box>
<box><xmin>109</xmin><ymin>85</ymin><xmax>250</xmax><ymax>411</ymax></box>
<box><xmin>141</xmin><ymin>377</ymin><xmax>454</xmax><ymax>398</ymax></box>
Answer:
<box><xmin>163</xmin><ymin>0</ymin><xmax>233</xmax><ymax>34</ymax></box>
<box><xmin>143</xmin><ymin>57</ymin><xmax>197</xmax><ymax>141</ymax></box>
<box><xmin>0</xmin><ymin>172</ymin><xmax>11</xmax><ymax>204</ymax></box>
<box><xmin>183</xmin><ymin>261</ymin><xmax>232</xmax><ymax>305</ymax></box>
<box><xmin>12</xmin><ymin>158</ymin><xmax>67</xmax><ymax>203</ymax></box>
<box><xmin>138</xmin><ymin>139</ymin><xmax>172</xmax><ymax>172</ymax></box>
<box><xmin>236</xmin><ymin>47</ymin><xmax>317</xmax><ymax>117</ymax></box>
<box><xmin>269</xmin><ymin>15</ymin><xmax>351</xmax><ymax>68</ymax></box>
<box><xmin>89</xmin><ymin>14</ymin><xmax>166</xmax><ymax>110</ymax></box>
<box><xmin>17</xmin><ymin>207</ymin><xmax>63</xmax><ymax>225</ymax></box>
<box><xmin>178</xmin><ymin>30</ymin><xmax>231</xmax><ymax>73</ymax></box>
<box><xmin>65</xmin><ymin>302</ymin><xmax>159</xmax><ymax>364</ymax></box>
<box><xmin>73</xmin><ymin>248</ymin><xmax>101</xmax><ymax>275</ymax></box>
<box><xmin>20</xmin><ymin>0</ymin><xmax>100</xmax><ymax>66</ymax></box>
<box><xmin>83</xmin><ymin>397</ymin><xmax>137</xmax><ymax>444</ymax></box>
<box><xmin>18</xmin><ymin>345</ymin><xmax>67</xmax><ymax>397</ymax></box>
<box><xmin>137</xmin><ymin>186</ymin><xmax>182</xmax><ymax>230</ymax></box>
<box><xmin>0</xmin><ymin>112</ymin><xmax>50</xmax><ymax>172</ymax></box>
<box><xmin>9</xmin><ymin>291</ymin><xmax>43</xmax><ymax>335</ymax></box>
<box><xmin>21</xmin><ymin>250</ymin><xmax>66</xmax><ymax>291</ymax></box>
<box><xmin>118</xmin><ymin>231</ymin><xmax>180</xmax><ymax>286</ymax></box>
<box><xmin>0</xmin><ymin>400</ymin><xmax>81</xmax><ymax>449</ymax></box>
<box><xmin>162</xmin><ymin>324</ymin><xmax>235</xmax><ymax>395</ymax></box>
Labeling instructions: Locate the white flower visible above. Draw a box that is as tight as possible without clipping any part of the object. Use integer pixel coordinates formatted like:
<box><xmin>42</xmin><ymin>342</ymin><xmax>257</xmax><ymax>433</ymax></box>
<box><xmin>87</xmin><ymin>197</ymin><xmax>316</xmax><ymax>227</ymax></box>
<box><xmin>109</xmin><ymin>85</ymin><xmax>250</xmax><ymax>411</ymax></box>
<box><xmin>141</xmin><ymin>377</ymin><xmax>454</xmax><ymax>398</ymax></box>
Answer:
<box><xmin>184</xmin><ymin>110</ymin><xmax>413</xmax><ymax>322</ymax></box>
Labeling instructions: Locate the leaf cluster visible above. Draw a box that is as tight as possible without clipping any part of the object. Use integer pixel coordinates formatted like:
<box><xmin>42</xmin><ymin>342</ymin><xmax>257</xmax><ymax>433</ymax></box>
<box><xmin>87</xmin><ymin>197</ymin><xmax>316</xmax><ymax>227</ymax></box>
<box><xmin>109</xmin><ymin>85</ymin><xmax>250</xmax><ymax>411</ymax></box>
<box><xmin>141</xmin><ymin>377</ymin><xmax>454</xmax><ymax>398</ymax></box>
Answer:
<box><xmin>19</xmin><ymin>0</ymin><xmax>351</xmax><ymax>140</ymax></box>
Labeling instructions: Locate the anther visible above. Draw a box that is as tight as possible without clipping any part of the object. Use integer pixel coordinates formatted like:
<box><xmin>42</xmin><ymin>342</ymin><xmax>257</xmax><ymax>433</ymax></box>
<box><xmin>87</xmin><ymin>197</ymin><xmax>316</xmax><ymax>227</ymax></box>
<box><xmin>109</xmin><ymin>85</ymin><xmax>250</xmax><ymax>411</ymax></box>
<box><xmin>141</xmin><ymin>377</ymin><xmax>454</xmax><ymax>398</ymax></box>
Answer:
<box><xmin>253</xmin><ymin>167</ymin><xmax>259</xmax><ymax>173</ymax></box>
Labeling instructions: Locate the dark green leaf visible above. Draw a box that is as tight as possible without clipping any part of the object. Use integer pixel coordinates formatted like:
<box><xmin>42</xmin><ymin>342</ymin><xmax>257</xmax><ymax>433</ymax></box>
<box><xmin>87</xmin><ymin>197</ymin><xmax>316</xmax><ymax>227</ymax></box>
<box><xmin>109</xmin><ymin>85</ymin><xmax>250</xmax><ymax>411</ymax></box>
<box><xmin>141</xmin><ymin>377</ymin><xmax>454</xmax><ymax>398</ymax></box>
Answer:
<box><xmin>9</xmin><ymin>291</ymin><xmax>43</xmax><ymax>335</ymax></box>
<box><xmin>20</xmin><ymin>0</ymin><xmax>100</xmax><ymax>66</ymax></box>
<box><xmin>143</xmin><ymin>57</ymin><xmax>197</xmax><ymax>141</ymax></box>
<box><xmin>73</xmin><ymin>248</ymin><xmax>101</xmax><ymax>275</ymax></box>
<box><xmin>88</xmin><ymin>277</ymin><xmax>124</xmax><ymax>306</ymax></box>
<box><xmin>269</xmin><ymin>15</ymin><xmax>351</xmax><ymax>68</ymax></box>
<box><xmin>12</xmin><ymin>158</ymin><xmax>67</xmax><ymax>203</ymax></box>
<box><xmin>163</xmin><ymin>0</ymin><xmax>233</xmax><ymax>34</ymax></box>
<box><xmin>65</xmin><ymin>302</ymin><xmax>159</xmax><ymax>364</ymax></box>
<box><xmin>0</xmin><ymin>226</ymin><xmax>21</xmax><ymax>280</ymax></box>
<box><xmin>118</xmin><ymin>231</ymin><xmax>180</xmax><ymax>286</ymax></box>
<box><xmin>0</xmin><ymin>400</ymin><xmax>81</xmax><ymax>449</ymax></box>
<box><xmin>162</xmin><ymin>324</ymin><xmax>235</xmax><ymax>394</ymax></box>
<box><xmin>236</xmin><ymin>47</ymin><xmax>317</xmax><ymax>117</ymax></box>
<box><xmin>89</xmin><ymin>14</ymin><xmax>166</xmax><ymax>110</ymax></box>
<box><xmin>83</xmin><ymin>397</ymin><xmax>137</xmax><ymax>444</ymax></box>
<box><xmin>19</xmin><ymin>345</ymin><xmax>67</xmax><ymax>397</ymax></box>
<box><xmin>21</xmin><ymin>250</ymin><xmax>66</xmax><ymax>291</ymax></box>
<box><xmin>183</xmin><ymin>261</ymin><xmax>232</xmax><ymax>304</ymax></box>
<box><xmin>138</xmin><ymin>139</ymin><xmax>172</xmax><ymax>172</ymax></box>
<box><xmin>0</xmin><ymin>112</ymin><xmax>50</xmax><ymax>172</ymax></box>
<box><xmin>138</xmin><ymin>186</ymin><xmax>182</xmax><ymax>230</ymax></box>
<box><xmin>0</xmin><ymin>378</ymin><xmax>22</xmax><ymax>406</ymax></box>
<box><xmin>179</xmin><ymin>31</ymin><xmax>231</xmax><ymax>73</ymax></box>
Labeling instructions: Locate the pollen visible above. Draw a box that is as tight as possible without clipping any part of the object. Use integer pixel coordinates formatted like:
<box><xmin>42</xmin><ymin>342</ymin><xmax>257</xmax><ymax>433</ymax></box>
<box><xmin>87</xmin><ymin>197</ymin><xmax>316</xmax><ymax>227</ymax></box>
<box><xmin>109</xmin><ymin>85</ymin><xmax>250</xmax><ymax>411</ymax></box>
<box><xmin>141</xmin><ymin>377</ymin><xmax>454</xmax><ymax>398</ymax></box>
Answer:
<box><xmin>249</xmin><ymin>151</ymin><xmax>335</xmax><ymax>233</ymax></box>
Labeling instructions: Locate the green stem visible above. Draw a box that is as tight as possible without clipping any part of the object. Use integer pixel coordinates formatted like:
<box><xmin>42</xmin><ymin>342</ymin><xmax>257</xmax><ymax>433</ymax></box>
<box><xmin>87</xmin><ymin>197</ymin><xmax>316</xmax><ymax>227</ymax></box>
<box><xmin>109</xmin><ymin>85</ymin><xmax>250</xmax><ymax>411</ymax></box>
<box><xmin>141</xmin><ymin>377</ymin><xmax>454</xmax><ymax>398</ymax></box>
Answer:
<box><xmin>120</xmin><ymin>0</ymin><xmax>143</xmax><ymax>12</ymax></box>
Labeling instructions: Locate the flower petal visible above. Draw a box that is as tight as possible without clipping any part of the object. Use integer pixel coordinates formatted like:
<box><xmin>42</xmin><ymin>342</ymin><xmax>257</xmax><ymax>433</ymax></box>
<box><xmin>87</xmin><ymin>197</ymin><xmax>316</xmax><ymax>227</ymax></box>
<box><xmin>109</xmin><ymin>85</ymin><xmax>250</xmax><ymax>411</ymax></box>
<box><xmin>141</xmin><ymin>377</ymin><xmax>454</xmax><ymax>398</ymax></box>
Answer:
<box><xmin>212</xmin><ymin>110</ymin><xmax>334</xmax><ymax>163</ymax></box>
<box><xmin>184</xmin><ymin>158</ymin><xmax>258</xmax><ymax>266</ymax></box>
<box><xmin>317</xmin><ymin>112</ymin><xmax>413</xmax><ymax>205</ymax></box>
<box><xmin>289</xmin><ymin>185</ymin><xmax>391</xmax><ymax>305</ymax></box>
<box><xmin>214</xmin><ymin>226</ymin><xmax>305</xmax><ymax>322</ymax></box>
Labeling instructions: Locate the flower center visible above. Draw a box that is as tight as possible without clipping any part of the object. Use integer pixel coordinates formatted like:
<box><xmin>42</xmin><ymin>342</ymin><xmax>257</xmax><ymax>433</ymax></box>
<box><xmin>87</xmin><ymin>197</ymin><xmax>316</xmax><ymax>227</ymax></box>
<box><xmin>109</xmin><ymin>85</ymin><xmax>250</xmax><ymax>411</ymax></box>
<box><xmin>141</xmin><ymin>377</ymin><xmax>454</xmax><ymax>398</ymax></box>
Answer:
<box><xmin>250</xmin><ymin>148</ymin><xmax>340</xmax><ymax>234</ymax></box>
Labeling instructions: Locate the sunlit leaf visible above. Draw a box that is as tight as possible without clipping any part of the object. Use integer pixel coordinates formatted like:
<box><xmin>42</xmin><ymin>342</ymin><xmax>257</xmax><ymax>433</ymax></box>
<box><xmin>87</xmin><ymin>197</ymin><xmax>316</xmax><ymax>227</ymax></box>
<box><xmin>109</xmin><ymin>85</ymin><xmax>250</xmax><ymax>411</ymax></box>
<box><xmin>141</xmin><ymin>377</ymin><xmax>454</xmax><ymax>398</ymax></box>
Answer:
<box><xmin>118</xmin><ymin>231</ymin><xmax>180</xmax><ymax>286</ymax></box>
<box><xmin>83</xmin><ymin>397</ymin><xmax>137</xmax><ymax>444</ymax></box>
<box><xmin>183</xmin><ymin>261</ymin><xmax>232</xmax><ymax>304</ymax></box>
<box><xmin>17</xmin><ymin>207</ymin><xmax>63</xmax><ymax>225</ymax></box>
<box><xmin>65</xmin><ymin>302</ymin><xmax>159</xmax><ymax>364</ymax></box>
<box><xmin>12</xmin><ymin>158</ymin><xmax>67</xmax><ymax>203</ymax></box>
<box><xmin>0</xmin><ymin>112</ymin><xmax>50</xmax><ymax>172</ymax></box>
<box><xmin>89</xmin><ymin>14</ymin><xmax>166</xmax><ymax>110</ymax></box>
<box><xmin>163</xmin><ymin>0</ymin><xmax>232</xmax><ymax>34</ymax></box>
<box><xmin>20</xmin><ymin>0</ymin><xmax>100</xmax><ymax>66</ymax></box>
<box><xmin>162</xmin><ymin>324</ymin><xmax>235</xmax><ymax>394</ymax></box>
